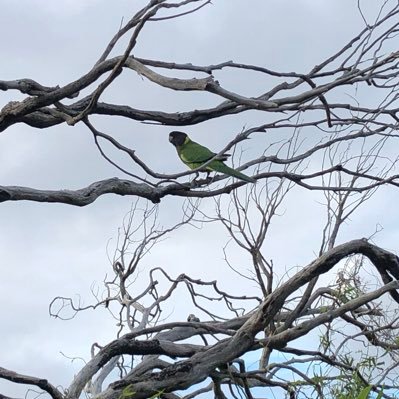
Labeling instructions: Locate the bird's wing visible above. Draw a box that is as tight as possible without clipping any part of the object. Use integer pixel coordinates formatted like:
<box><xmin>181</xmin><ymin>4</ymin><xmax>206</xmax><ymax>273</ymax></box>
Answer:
<box><xmin>179</xmin><ymin>140</ymin><xmax>217</xmax><ymax>164</ymax></box>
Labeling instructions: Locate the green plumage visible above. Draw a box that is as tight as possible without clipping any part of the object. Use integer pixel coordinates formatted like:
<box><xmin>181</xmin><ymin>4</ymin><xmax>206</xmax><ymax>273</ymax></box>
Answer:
<box><xmin>169</xmin><ymin>131</ymin><xmax>255</xmax><ymax>183</ymax></box>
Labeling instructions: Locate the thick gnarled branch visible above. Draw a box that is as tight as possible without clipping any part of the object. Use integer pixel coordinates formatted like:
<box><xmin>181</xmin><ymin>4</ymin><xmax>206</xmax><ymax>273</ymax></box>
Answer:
<box><xmin>0</xmin><ymin>367</ymin><xmax>63</xmax><ymax>399</ymax></box>
<box><xmin>62</xmin><ymin>239</ymin><xmax>399</xmax><ymax>399</ymax></box>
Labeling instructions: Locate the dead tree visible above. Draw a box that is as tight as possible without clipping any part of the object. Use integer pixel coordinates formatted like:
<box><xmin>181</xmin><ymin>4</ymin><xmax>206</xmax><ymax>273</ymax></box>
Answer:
<box><xmin>1</xmin><ymin>0</ymin><xmax>399</xmax><ymax>205</ymax></box>
<box><xmin>2</xmin><ymin>1</ymin><xmax>399</xmax><ymax>398</ymax></box>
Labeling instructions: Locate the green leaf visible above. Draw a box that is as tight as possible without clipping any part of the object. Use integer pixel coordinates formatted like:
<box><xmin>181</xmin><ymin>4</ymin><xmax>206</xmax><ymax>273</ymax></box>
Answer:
<box><xmin>356</xmin><ymin>385</ymin><xmax>372</xmax><ymax>399</ymax></box>
<box><xmin>119</xmin><ymin>384</ymin><xmax>136</xmax><ymax>399</ymax></box>
<box><xmin>149</xmin><ymin>389</ymin><xmax>165</xmax><ymax>399</ymax></box>
<box><xmin>375</xmin><ymin>388</ymin><xmax>384</xmax><ymax>399</ymax></box>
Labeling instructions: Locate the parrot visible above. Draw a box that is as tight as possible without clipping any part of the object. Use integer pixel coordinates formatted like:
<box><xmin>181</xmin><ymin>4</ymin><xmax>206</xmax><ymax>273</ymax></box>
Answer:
<box><xmin>169</xmin><ymin>131</ymin><xmax>256</xmax><ymax>183</ymax></box>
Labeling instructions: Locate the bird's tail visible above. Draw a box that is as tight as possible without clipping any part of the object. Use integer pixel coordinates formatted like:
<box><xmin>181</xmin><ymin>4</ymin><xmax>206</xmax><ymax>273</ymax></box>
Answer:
<box><xmin>211</xmin><ymin>162</ymin><xmax>256</xmax><ymax>183</ymax></box>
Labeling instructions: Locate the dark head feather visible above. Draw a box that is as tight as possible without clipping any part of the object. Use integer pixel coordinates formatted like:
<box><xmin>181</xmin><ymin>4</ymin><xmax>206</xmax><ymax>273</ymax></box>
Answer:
<box><xmin>169</xmin><ymin>131</ymin><xmax>187</xmax><ymax>147</ymax></box>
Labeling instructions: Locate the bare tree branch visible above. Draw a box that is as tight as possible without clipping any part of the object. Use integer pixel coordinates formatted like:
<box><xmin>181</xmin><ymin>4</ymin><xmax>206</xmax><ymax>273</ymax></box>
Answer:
<box><xmin>0</xmin><ymin>367</ymin><xmax>63</xmax><ymax>399</ymax></box>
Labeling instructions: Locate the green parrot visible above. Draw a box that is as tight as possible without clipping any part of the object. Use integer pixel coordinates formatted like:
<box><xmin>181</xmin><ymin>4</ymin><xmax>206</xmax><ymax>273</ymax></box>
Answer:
<box><xmin>169</xmin><ymin>131</ymin><xmax>256</xmax><ymax>183</ymax></box>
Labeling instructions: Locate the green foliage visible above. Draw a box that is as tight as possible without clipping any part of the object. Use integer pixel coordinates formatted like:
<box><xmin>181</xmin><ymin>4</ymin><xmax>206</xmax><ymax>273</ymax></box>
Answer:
<box><xmin>331</xmin><ymin>374</ymin><xmax>384</xmax><ymax>399</ymax></box>
<box><xmin>375</xmin><ymin>389</ymin><xmax>384</xmax><ymax>399</ymax></box>
<box><xmin>331</xmin><ymin>372</ymin><xmax>367</xmax><ymax>399</ymax></box>
<box><xmin>119</xmin><ymin>385</ymin><xmax>136</xmax><ymax>399</ymax></box>
<box><xmin>356</xmin><ymin>385</ymin><xmax>372</xmax><ymax>399</ymax></box>
<box><xmin>353</xmin><ymin>385</ymin><xmax>384</xmax><ymax>399</ymax></box>
<box><xmin>118</xmin><ymin>386</ymin><xmax>165</xmax><ymax>399</ymax></box>
<box><xmin>149</xmin><ymin>390</ymin><xmax>165</xmax><ymax>399</ymax></box>
<box><xmin>337</xmin><ymin>284</ymin><xmax>361</xmax><ymax>304</ymax></box>
<box><xmin>319</xmin><ymin>333</ymin><xmax>331</xmax><ymax>351</ymax></box>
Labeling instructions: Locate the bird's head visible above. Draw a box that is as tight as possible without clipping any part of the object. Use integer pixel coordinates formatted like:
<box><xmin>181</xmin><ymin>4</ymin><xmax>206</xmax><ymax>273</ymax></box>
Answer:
<box><xmin>169</xmin><ymin>131</ymin><xmax>188</xmax><ymax>147</ymax></box>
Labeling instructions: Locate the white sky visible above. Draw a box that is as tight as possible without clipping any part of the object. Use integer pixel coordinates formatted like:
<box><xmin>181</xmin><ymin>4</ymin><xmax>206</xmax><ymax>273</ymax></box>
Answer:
<box><xmin>1</xmin><ymin>1</ymin><xmax>398</xmax><ymax>398</ymax></box>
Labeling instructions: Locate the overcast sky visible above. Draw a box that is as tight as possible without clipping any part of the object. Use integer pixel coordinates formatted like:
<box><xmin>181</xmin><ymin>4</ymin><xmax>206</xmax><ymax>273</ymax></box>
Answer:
<box><xmin>1</xmin><ymin>1</ymin><xmax>398</xmax><ymax>398</ymax></box>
